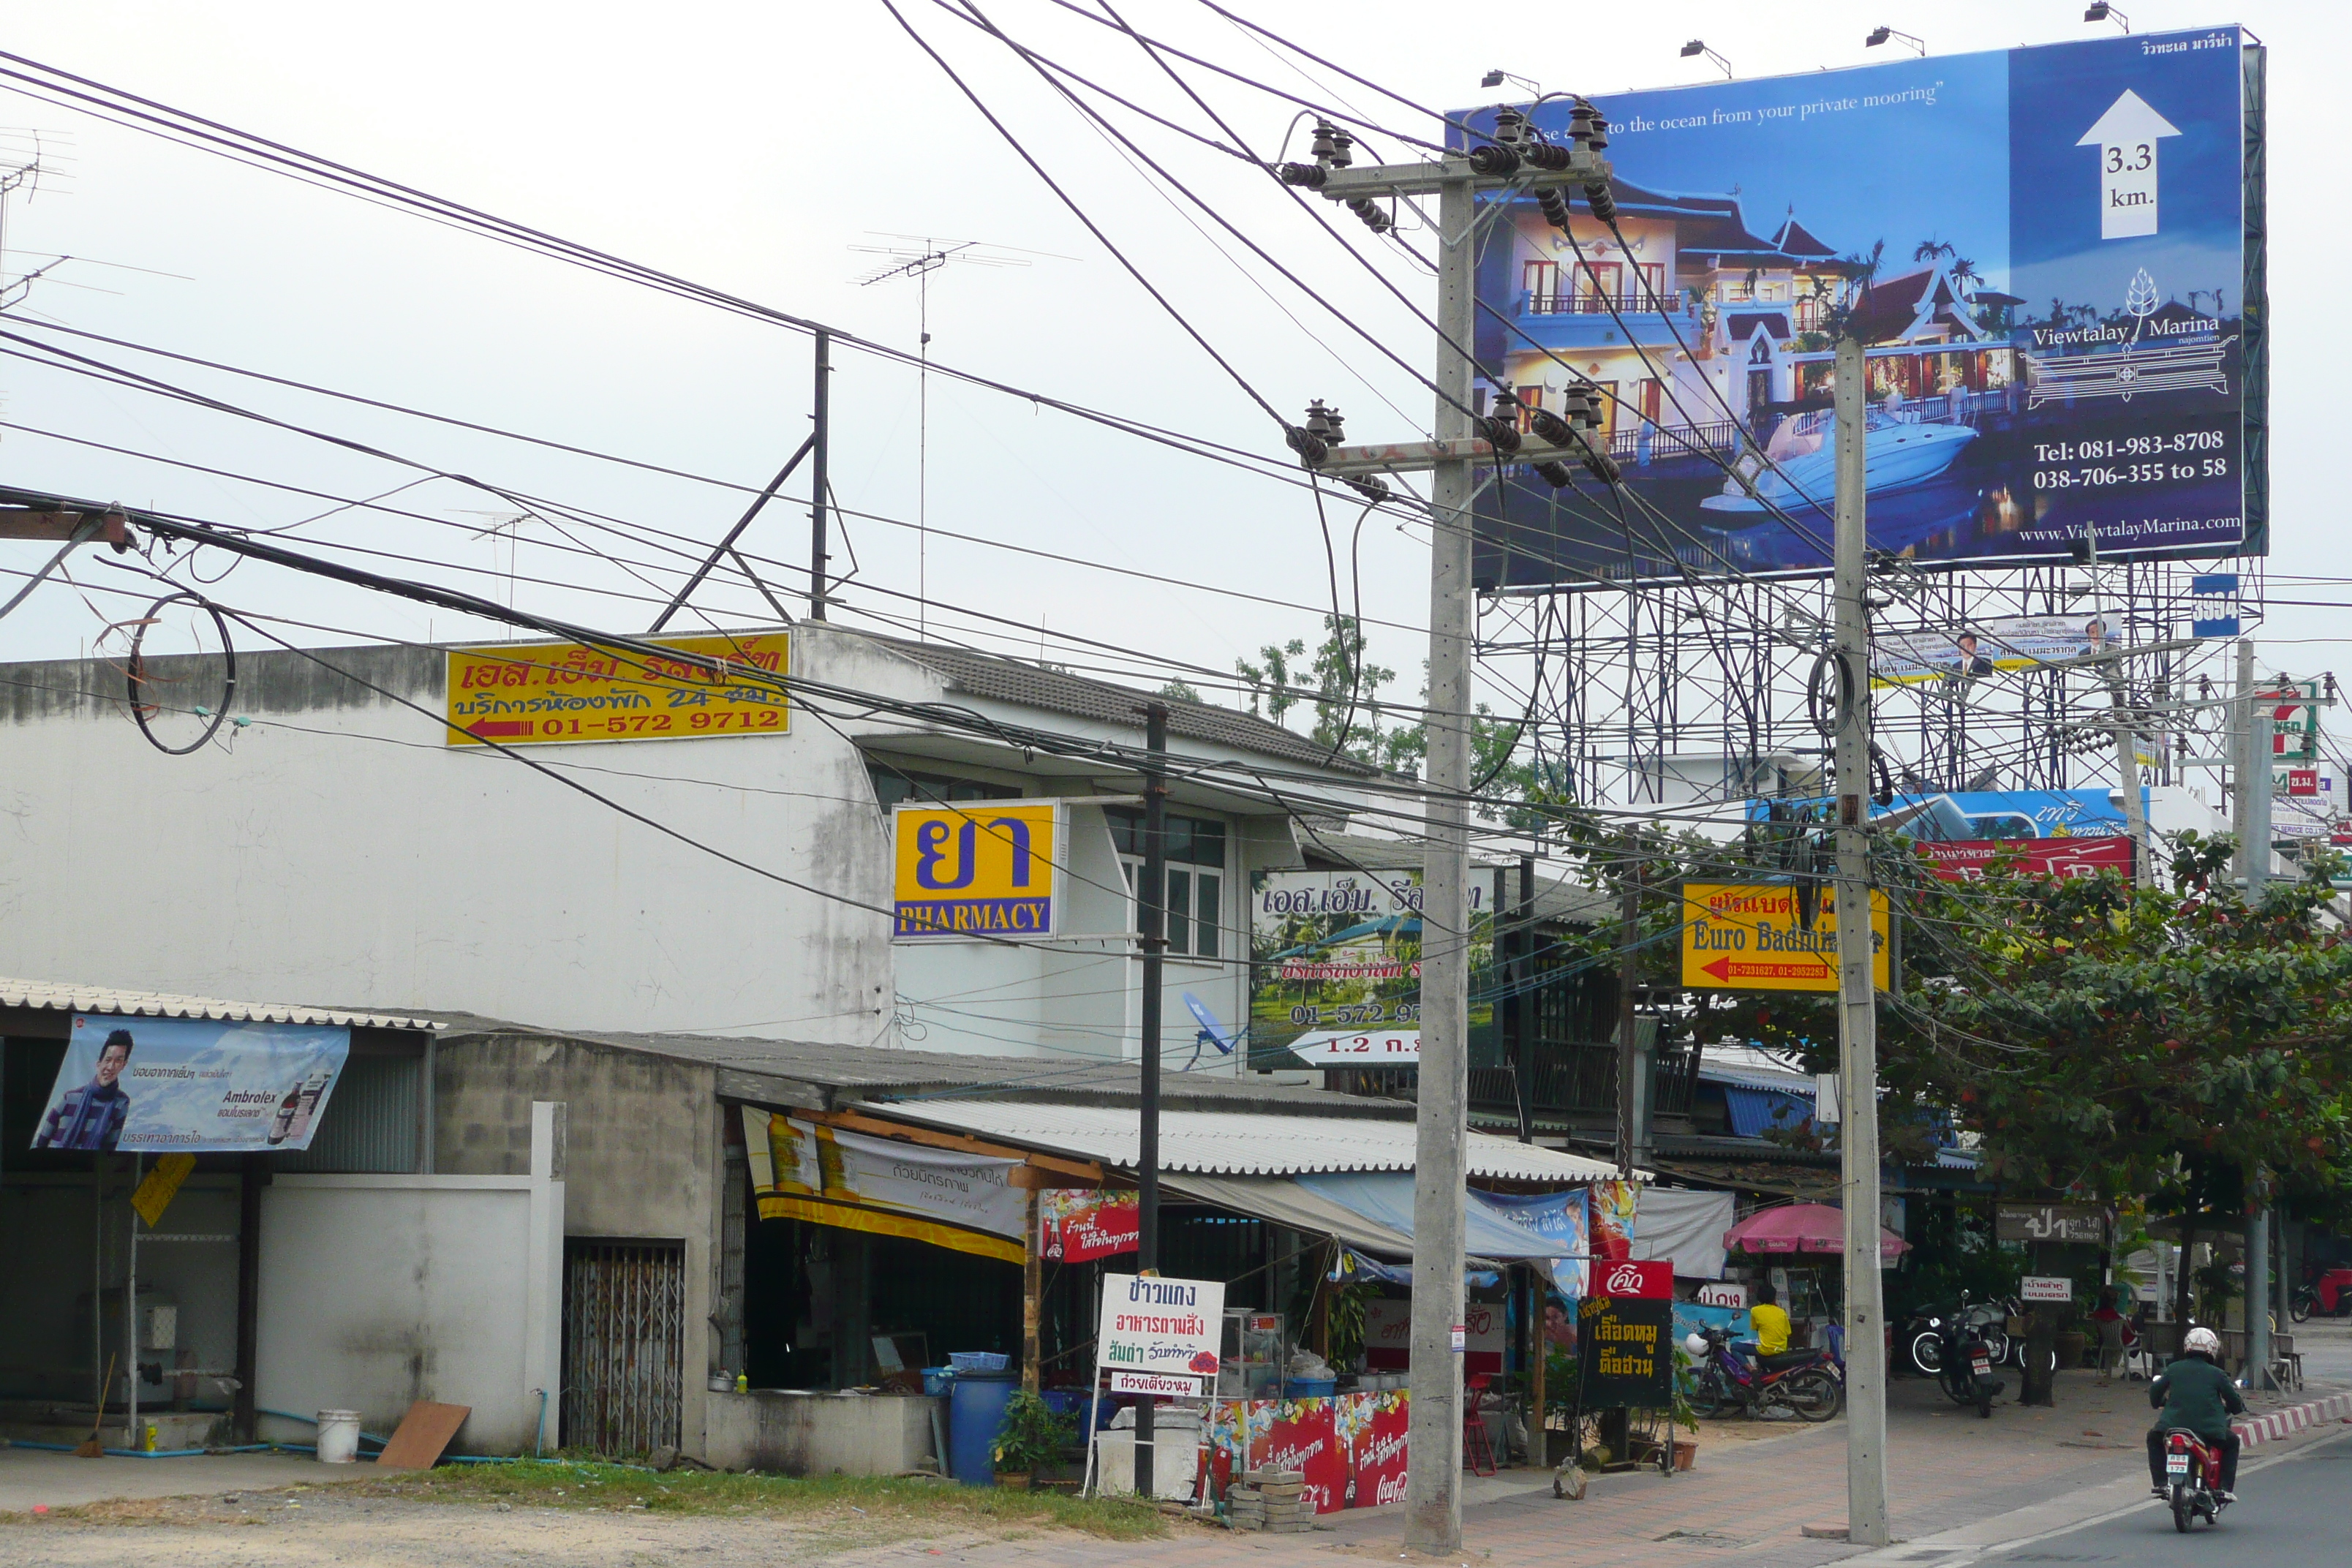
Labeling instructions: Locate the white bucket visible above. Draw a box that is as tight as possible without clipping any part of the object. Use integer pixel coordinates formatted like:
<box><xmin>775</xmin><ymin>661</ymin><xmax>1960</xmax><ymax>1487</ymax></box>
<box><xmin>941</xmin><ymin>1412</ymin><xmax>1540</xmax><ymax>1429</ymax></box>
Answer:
<box><xmin>315</xmin><ymin>1409</ymin><xmax>363</xmax><ymax>1464</ymax></box>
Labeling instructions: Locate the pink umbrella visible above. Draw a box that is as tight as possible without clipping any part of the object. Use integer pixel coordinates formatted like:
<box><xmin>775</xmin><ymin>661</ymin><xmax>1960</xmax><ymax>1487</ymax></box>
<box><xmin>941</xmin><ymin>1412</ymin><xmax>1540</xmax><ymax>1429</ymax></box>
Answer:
<box><xmin>1724</xmin><ymin>1202</ymin><xmax>1909</xmax><ymax>1261</ymax></box>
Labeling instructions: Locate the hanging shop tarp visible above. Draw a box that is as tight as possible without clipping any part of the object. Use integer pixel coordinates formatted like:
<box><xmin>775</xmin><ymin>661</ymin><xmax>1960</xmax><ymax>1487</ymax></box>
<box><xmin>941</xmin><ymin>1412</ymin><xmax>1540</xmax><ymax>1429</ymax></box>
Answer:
<box><xmin>1295</xmin><ymin>1172</ymin><xmax>1613</xmax><ymax>1292</ymax></box>
<box><xmin>1629</xmin><ymin>1188</ymin><xmax>1736</xmax><ymax>1281</ymax></box>
<box><xmin>1475</xmin><ymin>1188</ymin><xmax>1597</xmax><ymax>1298</ymax></box>
<box><xmin>742</xmin><ymin>1107</ymin><xmax>1025</xmax><ymax>1264</ymax></box>
<box><xmin>29</xmin><ymin>1013</ymin><xmax>350</xmax><ymax>1153</ymax></box>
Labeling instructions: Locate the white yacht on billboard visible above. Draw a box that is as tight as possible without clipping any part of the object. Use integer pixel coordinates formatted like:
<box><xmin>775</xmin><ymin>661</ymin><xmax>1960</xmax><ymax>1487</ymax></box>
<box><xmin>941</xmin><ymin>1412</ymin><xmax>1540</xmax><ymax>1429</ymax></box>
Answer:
<box><xmin>1700</xmin><ymin>405</ymin><xmax>1977</xmax><ymax>516</ymax></box>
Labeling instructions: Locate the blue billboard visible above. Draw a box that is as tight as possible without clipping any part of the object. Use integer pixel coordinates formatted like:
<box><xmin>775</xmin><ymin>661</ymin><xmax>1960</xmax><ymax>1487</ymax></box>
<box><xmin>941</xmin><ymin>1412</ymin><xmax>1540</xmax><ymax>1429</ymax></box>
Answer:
<box><xmin>1461</xmin><ymin>26</ymin><xmax>2262</xmax><ymax>581</ymax></box>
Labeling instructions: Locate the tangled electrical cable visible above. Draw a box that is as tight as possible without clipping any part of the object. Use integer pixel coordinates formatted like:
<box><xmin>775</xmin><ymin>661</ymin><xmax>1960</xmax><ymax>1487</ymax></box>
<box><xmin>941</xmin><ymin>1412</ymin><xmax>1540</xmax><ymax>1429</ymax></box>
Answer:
<box><xmin>124</xmin><ymin>589</ymin><xmax>238</xmax><ymax>755</ymax></box>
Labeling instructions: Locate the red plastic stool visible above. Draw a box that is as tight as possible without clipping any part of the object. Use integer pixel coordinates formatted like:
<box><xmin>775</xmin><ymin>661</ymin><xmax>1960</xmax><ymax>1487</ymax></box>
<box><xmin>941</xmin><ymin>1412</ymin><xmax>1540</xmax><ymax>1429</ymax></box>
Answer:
<box><xmin>1462</xmin><ymin>1372</ymin><xmax>1497</xmax><ymax>1476</ymax></box>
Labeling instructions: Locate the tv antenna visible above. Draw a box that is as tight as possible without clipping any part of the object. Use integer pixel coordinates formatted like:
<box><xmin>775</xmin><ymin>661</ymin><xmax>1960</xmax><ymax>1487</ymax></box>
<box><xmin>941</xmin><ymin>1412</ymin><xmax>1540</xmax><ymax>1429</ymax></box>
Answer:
<box><xmin>0</xmin><ymin>130</ymin><xmax>71</xmax><ymax>311</ymax></box>
<box><xmin>849</xmin><ymin>235</ymin><xmax>1064</xmax><ymax>635</ymax></box>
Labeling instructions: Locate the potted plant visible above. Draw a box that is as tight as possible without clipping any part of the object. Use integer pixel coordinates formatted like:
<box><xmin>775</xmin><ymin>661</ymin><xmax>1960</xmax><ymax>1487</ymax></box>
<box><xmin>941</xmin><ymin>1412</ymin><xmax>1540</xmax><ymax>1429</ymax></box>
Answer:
<box><xmin>991</xmin><ymin>1390</ymin><xmax>1076</xmax><ymax>1490</ymax></box>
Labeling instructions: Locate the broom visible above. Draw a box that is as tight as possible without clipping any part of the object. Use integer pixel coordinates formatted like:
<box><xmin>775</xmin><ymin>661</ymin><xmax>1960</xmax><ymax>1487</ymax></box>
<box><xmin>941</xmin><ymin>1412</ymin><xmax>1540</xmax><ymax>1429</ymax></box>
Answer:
<box><xmin>75</xmin><ymin>1356</ymin><xmax>117</xmax><ymax>1458</ymax></box>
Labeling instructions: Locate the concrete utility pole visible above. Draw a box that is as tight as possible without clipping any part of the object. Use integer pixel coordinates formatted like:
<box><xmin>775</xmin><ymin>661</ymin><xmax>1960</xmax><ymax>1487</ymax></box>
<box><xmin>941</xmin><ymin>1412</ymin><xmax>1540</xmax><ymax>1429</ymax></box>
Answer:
<box><xmin>1401</xmin><ymin>161</ymin><xmax>1479</xmax><ymax>1555</ymax></box>
<box><xmin>1615</xmin><ymin>826</ymin><xmax>1643</xmax><ymax>1175</ymax></box>
<box><xmin>1291</xmin><ymin>126</ymin><xmax>1610</xmax><ymax>1555</ymax></box>
<box><xmin>810</xmin><ymin>328</ymin><xmax>832</xmax><ymax>620</ymax></box>
<box><xmin>2231</xmin><ymin>641</ymin><xmax>2276</xmax><ymax>1389</ymax></box>
<box><xmin>1134</xmin><ymin>703</ymin><xmax>1169</xmax><ymax>1493</ymax></box>
<box><xmin>2109</xmin><ymin>690</ymin><xmax>2152</xmax><ymax>887</ymax></box>
<box><xmin>1831</xmin><ymin>336</ymin><xmax>1891</xmax><ymax>1548</ymax></box>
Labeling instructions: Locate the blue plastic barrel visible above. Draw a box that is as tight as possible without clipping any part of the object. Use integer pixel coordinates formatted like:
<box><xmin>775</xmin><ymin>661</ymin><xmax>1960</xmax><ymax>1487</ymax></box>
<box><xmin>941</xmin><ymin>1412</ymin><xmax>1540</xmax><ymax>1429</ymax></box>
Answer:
<box><xmin>948</xmin><ymin>1371</ymin><xmax>1019</xmax><ymax>1485</ymax></box>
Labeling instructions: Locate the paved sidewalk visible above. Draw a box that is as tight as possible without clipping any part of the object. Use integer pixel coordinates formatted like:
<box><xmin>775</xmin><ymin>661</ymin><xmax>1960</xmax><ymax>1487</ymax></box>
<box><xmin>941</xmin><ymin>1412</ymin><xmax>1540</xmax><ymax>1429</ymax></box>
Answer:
<box><xmin>0</xmin><ymin>1448</ymin><xmax>360</xmax><ymax>1514</ymax></box>
<box><xmin>941</xmin><ymin>1369</ymin><xmax>2345</xmax><ymax>1568</ymax></box>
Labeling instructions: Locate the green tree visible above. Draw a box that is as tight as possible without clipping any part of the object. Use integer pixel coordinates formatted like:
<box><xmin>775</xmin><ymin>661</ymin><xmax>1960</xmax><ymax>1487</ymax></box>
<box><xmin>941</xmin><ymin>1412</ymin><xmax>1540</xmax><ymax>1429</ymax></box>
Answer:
<box><xmin>1235</xmin><ymin>638</ymin><xmax>1306</xmax><ymax>723</ymax></box>
<box><xmin>1883</xmin><ymin>834</ymin><xmax>2352</xmax><ymax>1210</ymax></box>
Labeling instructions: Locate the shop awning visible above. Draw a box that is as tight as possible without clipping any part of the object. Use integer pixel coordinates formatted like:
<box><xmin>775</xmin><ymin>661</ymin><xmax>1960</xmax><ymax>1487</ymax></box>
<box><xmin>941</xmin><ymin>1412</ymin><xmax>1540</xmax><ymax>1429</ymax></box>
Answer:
<box><xmin>1158</xmin><ymin>1172</ymin><xmax>1588</xmax><ymax>1292</ymax></box>
<box><xmin>859</xmin><ymin>1098</ymin><xmax>1640</xmax><ymax>1183</ymax></box>
<box><xmin>0</xmin><ymin>976</ymin><xmax>440</xmax><ymax>1031</ymax></box>
<box><xmin>1160</xmin><ymin>1172</ymin><xmax>1416</xmax><ymax>1256</ymax></box>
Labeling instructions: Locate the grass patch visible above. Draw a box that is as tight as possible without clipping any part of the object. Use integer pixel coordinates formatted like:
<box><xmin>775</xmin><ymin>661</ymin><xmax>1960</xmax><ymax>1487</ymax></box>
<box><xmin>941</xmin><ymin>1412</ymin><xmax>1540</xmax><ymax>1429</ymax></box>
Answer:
<box><xmin>356</xmin><ymin>1460</ymin><xmax>1169</xmax><ymax>1540</ymax></box>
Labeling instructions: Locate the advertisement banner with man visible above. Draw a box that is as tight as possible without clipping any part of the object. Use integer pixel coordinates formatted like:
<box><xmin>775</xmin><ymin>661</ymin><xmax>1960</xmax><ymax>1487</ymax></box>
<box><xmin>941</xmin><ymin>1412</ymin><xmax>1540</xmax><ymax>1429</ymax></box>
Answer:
<box><xmin>1248</xmin><ymin>870</ymin><xmax>1492</xmax><ymax>1067</ymax></box>
<box><xmin>31</xmin><ymin>1014</ymin><xmax>351</xmax><ymax>1153</ymax></box>
<box><xmin>1872</xmin><ymin>614</ymin><xmax>2127</xmax><ymax>685</ymax></box>
<box><xmin>742</xmin><ymin>1108</ymin><xmax>1026</xmax><ymax>1264</ymax></box>
<box><xmin>1460</xmin><ymin>27</ymin><xmax>2261</xmax><ymax>583</ymax></box>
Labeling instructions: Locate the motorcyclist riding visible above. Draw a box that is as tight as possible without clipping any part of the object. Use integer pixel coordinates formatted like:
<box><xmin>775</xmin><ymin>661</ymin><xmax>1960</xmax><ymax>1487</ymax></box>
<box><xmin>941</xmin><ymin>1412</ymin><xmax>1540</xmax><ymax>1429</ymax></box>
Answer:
<box><xmin>2146</xmin><ymin>1327</ymin><xmax>2245</xmax><ymax>1502</ymax></box>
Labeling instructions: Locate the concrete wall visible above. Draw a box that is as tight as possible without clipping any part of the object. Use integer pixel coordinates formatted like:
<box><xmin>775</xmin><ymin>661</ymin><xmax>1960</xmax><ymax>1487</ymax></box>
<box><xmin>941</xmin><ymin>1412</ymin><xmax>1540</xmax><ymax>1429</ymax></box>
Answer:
<box><xmin>0</xmin><ymin>630</ymin><xmax>898</xmax><ymax>1041</ymax></box>
<box><xmin>434</xmin><ymin>1033</ymin><xmax>722</xmax><ymax>1453</ymax></box>
<box><xmin>704</xmin><ymin>1389</ymin><xmax>939</xmax><ymax>1476</ymax></box>
<box><xmin>256</xmin><ymin>1104</ymin><xmax>563</xmax><ymax>1454</ymax></box>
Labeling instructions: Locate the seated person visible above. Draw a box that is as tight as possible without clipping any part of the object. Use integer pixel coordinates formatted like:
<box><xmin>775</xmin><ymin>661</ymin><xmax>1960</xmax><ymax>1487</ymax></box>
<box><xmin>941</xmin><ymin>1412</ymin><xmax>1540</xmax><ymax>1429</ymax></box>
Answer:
<box><xmin>1735</xmin><ymin>1284</ymin><xmax>1793</xmax><ymax>1369</ymax></box>
<box><xmin>2146</xmin><ymin>1327</ymin><xmax>2244</xmax><ymax>1502</ymax></box>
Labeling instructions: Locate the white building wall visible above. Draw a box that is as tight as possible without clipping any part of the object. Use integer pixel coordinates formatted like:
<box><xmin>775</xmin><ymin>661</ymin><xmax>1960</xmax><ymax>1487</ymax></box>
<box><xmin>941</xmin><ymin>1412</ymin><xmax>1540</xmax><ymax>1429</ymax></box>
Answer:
<box><xmin>0</xmin><ymin>631</ymin><xmax>903</xmax><ymax>1039</ymax></box>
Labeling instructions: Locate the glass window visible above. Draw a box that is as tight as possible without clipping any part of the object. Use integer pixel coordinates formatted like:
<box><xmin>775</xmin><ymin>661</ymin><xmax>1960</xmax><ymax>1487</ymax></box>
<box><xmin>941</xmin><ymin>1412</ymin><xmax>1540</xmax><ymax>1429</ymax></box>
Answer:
<box><xmin>867</xmin><ymin>764</ymin><xmax>1018</xmax><ymax>811</ymax></box>
<box><xmin>1107</xmin><ymin>810</ymin><xmax>1226</xmax><ymax>867</ymax></box>
<box><xmin>1165</xmin><ymin>870</ymin><xmax>1192</xmax><ymax>957</ymax></box>
<box><xmin>1195</xmin><ymin>873</ymin><xmax>1221</xmax><ymax>959</ymax></box>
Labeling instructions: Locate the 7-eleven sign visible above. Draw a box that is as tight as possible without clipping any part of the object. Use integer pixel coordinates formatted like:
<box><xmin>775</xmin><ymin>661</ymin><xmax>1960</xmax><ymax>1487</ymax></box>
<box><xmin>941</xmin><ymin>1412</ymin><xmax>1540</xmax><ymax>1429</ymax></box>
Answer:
<box><xmin>2261</xmin><ymin>680</ymin><xmax>2323</xmax><ymax>758</ymax></box>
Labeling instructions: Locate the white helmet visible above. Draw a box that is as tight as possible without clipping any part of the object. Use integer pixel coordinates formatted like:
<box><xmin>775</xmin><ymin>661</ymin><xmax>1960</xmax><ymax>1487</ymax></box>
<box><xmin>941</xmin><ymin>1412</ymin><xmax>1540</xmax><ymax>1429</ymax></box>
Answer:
<box><xmin>1684</xmin><ymin>1332</ymin><xmax>1710</xmax><ymax>1357</ymax></box>
<box><xmin>2184</xmin><ymin>1326</ymin><xmax>2222</xmax><ymax>1357</ymax></box>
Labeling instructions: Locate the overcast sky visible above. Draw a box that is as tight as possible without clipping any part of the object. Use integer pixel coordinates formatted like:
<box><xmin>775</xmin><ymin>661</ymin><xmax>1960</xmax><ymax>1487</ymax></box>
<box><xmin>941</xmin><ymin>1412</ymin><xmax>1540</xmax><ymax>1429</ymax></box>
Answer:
<box><xmin>0</xmin><ymin>2</ymin><xmax>2340</xmax><ymax>780</ymax></box>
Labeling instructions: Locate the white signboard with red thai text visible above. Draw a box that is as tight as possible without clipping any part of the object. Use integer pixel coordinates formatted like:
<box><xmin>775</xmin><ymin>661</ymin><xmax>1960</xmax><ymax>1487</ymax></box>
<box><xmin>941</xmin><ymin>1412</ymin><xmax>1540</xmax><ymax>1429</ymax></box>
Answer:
<box><xmin>1096</xmin><ymin>1273</ymin><xmax>1225</xmax><ymax>1395</ymax></box>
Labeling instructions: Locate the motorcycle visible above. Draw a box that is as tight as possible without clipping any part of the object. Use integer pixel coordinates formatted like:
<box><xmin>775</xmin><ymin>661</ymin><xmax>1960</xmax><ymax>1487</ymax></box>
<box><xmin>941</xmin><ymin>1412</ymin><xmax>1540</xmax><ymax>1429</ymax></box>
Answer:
<box><xmin>1684</xmin><ymin>1324</ymin><xmax>1844</xmax><ymax>1422</ymax></box>
<box><xmin>2290</xmin><ymin>1267</ymin><xmax>2352</xmax><ymax>1322</ymax></box>
<box><xmin>1932</xmin><ymin>1308</ymin><xmax>2005</xmax><ymax>1417</ymax></box>
<box><xmin>2161</xmin><ymin>1427</ymin><xmax>2233</xmax><ymax>1532</ymax></box>
<box><xmin>1906</xmin><ymin>1294</ymin><xmax>2013</xmax><ymax>1378</ymax></box>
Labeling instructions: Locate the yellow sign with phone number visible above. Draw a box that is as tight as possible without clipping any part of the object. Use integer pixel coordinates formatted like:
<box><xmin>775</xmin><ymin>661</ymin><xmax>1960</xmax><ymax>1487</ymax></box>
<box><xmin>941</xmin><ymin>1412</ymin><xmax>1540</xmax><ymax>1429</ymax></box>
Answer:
<box><xmin>443</xmin><ymin>633</ymin><xmax>789</xmax><ymax>746</ymax></box>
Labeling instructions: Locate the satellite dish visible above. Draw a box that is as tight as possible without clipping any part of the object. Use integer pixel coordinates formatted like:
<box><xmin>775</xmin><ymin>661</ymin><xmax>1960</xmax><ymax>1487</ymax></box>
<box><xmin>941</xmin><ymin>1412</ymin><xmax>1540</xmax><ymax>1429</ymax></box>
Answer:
<box><xmin>1181</xmin><ymin>992</ymin><xmax>1240</xmax><ymax>1055</ymax></box>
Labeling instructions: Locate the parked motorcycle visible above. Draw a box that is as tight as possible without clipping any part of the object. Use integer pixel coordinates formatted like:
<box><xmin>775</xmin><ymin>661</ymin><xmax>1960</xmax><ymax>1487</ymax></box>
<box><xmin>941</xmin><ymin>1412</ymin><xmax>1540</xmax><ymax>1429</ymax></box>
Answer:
<box><xmin>1906</xmin><ymin>1294</ymin><xmax>2013</xmax><ymax>1378</ymax></box>
<box><xmin>2161</xmin><ymin>1427</ymin><xmax>2233</xmax><ymax>1532</ymax></box>
<box><xmin>2291</xmin><ymin>1267</ymin><xmax>2352</xmax><ymax>1322</ymax></box>
<box><xmin>1684</xmin><ymin>1325</ymin><xmax>1843</xmax><ymax>1422</ymax></box>
<box><xmin>1931</xmin><ymin>1308</ymin><xmax>2005</xmax><ymax>1417</ymax></box>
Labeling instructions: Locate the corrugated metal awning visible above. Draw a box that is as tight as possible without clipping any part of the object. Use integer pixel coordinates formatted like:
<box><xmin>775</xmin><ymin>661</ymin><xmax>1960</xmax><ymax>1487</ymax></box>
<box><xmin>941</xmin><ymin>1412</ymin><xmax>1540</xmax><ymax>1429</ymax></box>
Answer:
<box><xmin>857</xmin><ymin>1098</ymin><xmax>1641</xmax><ymax>1182</ymax></box>
<box><xmin>0</xmin><ymin>976</ymin><xmax>440</xmax><ymax>1032</ymax></box>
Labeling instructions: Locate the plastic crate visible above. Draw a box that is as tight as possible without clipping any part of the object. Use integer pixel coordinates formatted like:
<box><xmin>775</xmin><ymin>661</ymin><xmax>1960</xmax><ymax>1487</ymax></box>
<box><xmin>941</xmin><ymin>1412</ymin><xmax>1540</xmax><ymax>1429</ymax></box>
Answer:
<box><xmin>949</xmin><ymin>1351</ymin><xmax>1010</xmax><ymax>1373</ymax></box>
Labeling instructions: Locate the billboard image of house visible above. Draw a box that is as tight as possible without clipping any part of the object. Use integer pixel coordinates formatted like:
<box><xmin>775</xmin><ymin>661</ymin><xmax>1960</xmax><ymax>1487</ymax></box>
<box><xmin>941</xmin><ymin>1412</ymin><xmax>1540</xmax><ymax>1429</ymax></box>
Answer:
<box><xmin>1460</xmin><ymin>25</ymin><xmax>2261</xmax><ymax>581</ymax></box>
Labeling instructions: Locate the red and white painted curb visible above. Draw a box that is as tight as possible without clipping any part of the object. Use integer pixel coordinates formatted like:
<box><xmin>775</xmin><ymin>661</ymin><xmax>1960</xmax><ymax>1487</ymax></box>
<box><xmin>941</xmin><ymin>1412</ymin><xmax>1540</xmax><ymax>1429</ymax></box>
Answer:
<box><xmin>2233</xmin><ymin>1390</ymin><xmax>2352</xmax><ymax>1447</ymax></box>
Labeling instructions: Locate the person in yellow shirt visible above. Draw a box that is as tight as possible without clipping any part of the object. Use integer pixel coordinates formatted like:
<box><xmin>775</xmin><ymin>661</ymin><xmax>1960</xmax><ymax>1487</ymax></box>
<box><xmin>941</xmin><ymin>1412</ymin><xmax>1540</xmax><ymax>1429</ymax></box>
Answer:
<box><xmin>1748</xmin><ymin>1283</ymin><xmax>1793</xmax><ymax>1357</ymax></box>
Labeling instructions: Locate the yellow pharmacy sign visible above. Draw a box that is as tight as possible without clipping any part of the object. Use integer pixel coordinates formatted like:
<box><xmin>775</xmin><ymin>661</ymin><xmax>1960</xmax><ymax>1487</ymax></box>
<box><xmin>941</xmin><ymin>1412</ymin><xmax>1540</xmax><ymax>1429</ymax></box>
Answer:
<box><xmin>1679</xmin><ymin>883</ymin><xmax>1891</xmax><ymax>993</ymax></box>
<box><xmin>443</xmin><ymin>633</ymin><xmax>788</xmax><ymax>746</ymax></box>
<box><xmin>892</xmin><ymin>799</ymin><xmax>1062</xmax><ymax>940</ymax></box>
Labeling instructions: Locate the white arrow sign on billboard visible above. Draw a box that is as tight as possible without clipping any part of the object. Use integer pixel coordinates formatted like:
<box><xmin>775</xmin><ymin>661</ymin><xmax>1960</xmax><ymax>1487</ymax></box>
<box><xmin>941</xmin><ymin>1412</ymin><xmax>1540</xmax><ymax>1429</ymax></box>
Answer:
<box><xmin>2077</xmin><ymin>90</ymin><xmax>2182</xmax><ymax>240</ymax></box>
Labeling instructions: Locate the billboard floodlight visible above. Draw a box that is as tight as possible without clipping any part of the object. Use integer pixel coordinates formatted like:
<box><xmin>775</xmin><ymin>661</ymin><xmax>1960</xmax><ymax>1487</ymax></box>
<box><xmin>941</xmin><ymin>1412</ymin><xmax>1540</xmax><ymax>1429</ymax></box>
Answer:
<box><xmin>1482</xmin><ymin>69</ymin><xmax>1541</xmax><ymax>96</ymax></box>
<box><xmin>1866</xmin><ymin>26</ymin><xmax>1926</xmax><ymax>55</ymax></box>
<box><xmin>1679</xmin><ymin>40</ymin><xmax>1733</xmax><ymax>78</ymax></box>
<box><xmin>2084</xmin><ymin>2</ymin><xmax>2129</xmax><ymax>30</ymax></box>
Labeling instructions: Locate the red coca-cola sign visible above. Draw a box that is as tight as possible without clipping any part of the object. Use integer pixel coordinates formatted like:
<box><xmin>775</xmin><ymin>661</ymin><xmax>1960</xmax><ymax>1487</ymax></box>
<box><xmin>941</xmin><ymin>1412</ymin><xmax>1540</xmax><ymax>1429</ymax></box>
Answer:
<box><xmin>1595</xmin><ymin>1259</ymin><xmax>1673</xmax><ymax>1300</ymax></box>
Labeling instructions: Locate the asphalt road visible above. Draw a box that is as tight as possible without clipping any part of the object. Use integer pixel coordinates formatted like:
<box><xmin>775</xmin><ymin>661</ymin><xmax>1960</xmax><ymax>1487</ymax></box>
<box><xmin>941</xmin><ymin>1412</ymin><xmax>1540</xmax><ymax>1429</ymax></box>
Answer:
<box><xmin>1971</xmin><ymin>1428</ymin><xmax>2352</xmax><ymax>1566</ymax></box>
